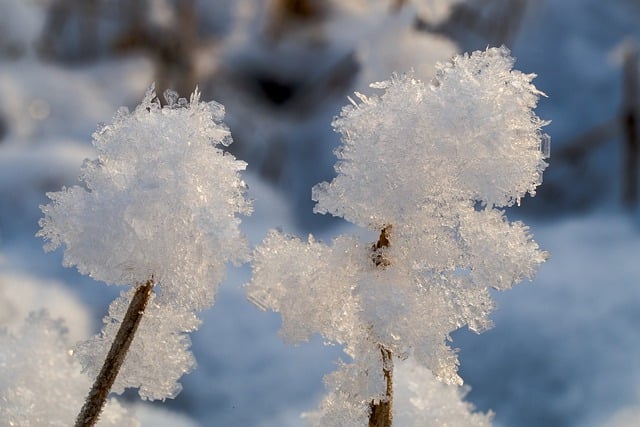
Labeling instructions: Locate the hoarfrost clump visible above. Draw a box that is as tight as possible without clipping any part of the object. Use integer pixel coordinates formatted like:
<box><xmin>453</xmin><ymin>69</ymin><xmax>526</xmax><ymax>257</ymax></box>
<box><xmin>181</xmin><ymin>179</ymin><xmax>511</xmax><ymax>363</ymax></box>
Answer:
<box><xmin>37</xmin><ymin>86</ymin><xmax>251</xmax><ymax>404</ymax></box>
<box><xmin>304</xmin><ymin>357</ymin><xmax>493</xmax><ymax>427</ymax></box>
<box><xmin>248</xmin><ymin>47</ymin><xmax>548</xmax><ymax>425</ymax></box>
<box><xmin>0</xmin><ymin>311</ymin><xmax>136</xmax><ymax>426</ymax></box>
<box><xmin>38</xmin><ymin>86</ymin><xmax>250</xmax><ymax>310</ymax></box>
<box><xmin>74</xmin><ymin>289</ymin><xmax>201</xmax><ymax>401</ymax></box>
<box><xmin>391</xmin><ymin>357</ymin><xmax>493</xmax><ymax>426</ymax></box>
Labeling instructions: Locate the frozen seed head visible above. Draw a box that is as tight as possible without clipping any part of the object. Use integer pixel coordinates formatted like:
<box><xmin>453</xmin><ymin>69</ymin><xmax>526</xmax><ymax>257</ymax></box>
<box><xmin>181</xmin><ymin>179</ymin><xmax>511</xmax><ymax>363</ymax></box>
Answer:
<box><xmin>37</xmin><ymin>85</ymin><xmax>251</xmax><ymax>310</ymax></box>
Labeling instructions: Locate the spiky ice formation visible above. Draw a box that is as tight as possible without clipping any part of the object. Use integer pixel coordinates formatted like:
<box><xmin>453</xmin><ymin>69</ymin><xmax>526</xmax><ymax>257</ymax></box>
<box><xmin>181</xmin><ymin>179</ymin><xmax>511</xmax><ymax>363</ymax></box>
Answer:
<box><xmin>38</xmin><ymin>87</ymin><xmax>251</xmax><ymax>310</ymax></box>
<box><xmin>0</xmin><ymin>311</ymin><xmax>136</xmax><ymax>426</ymax></box>
<box><xmin>38</xmin><ymin>87</ymin><xmax>250</xmax><ymax>401</ymax></box>
<box><xmin>248</xmin><ymin>47</ymin><xmax>549</xmax><ymax>424</ymax></box>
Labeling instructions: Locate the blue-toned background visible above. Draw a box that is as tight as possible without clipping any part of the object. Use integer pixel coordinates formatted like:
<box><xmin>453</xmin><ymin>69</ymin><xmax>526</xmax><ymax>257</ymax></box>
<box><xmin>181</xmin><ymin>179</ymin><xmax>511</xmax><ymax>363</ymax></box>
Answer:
<box><xmin>2</xmin><ymin>1</ymin><xmax>640</xmax><ymax>426</ymax></box>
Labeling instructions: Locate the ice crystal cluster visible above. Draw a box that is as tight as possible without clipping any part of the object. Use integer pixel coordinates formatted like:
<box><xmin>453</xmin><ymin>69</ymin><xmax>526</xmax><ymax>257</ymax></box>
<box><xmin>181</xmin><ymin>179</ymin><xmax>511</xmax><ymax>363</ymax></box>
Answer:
<box><xmin>0</xmin><ymin>311</ymin><xmax>136</xmax><ymax>426</ymax></box>
<box><xmin>304</xmin><ymin>357</ymin><xmax>493</xmax><ymax>427</ymax></box>
<box><xmin>37</xmin><ymin>87</ymin><xmax>250</xmax><ymax>400</ymax></box>
<box><xmin>248</xmin><ymin>47</ymin><xmax>548</xmax><ymax>424</ymax></box>
<box><xmin>74</xmin><ymin>289</ymin><xmax>201</xmax><ymax>400</ymax></box>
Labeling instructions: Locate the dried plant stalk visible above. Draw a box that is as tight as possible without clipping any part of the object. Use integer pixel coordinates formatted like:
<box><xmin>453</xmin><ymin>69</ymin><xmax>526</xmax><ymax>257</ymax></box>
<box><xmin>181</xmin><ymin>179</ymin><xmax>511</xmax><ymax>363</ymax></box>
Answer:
<box><xmin>74</xmin><ymin>278</ymin><xmax>155</xmax><ymax>427</ymax></box>
<box><xmin>369</xmin><ymin>346</ymin><xmax>394</xmax><ymax>427</ymax></box>
<box><xmin>369</xmin><ymin>226</ymin><xmax>394</xmax><ymax>426</ymax></box>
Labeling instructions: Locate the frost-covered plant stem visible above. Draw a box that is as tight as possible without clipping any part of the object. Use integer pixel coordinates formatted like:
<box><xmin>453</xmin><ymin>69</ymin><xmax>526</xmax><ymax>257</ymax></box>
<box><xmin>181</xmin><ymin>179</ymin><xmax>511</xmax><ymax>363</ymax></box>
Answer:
<box><xmin>247</xmin><ymin>47</ymin><xmax>548</xmax><ymax>426</ymax></box>
<box><xmin>369</xmin><ymin>227</ymin><xmax>394</xmax><ymax>426</ymax></box>
<box><xmin>369</xmin><ymin>345</ymin><xmax>394</xmax><ymax>427</ymax></box>
<box><xmin>75</xmin><ymin>278</ymin><xmax>155</xmax><ymax>427</ymax></box>
<box><xmin>38</xmin><ymin>87</ymin><xmax>250</xmax><ymax>413</ymax></box>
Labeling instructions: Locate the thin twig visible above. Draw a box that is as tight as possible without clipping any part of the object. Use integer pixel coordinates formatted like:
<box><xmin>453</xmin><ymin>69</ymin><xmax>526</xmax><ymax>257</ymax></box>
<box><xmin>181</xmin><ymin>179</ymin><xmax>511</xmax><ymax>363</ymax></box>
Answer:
<box><xmin>369</xmin><ymin>346</ymin><xmax>394</xmax><ymax>427</ymax></box>
<box><xmin>371</xmin><ymin>225</ymin><xmax>392</xmax><ymax>268</ymax></box>
<box><xmin>369</xmin><ymin>226</ymin><xmax>394</xmax><ymax>426</ymax></box>
<box><xmin>74</xmin><ymin>278</ymin><xmax>155</xmax><ymax>427</ymax></box>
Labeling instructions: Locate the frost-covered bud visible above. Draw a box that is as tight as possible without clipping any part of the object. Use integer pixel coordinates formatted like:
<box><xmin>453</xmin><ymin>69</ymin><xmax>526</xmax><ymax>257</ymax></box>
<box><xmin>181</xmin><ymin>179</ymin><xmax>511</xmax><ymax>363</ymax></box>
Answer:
<box><xmin>37</xmin><ymin>86</ymin><xmax>251</xmax><ymax>310</ymax></box>
<box><xmin>0</xmin><ymin>311</ymin><xmax>136</xmax><ymax>426</ymax></box>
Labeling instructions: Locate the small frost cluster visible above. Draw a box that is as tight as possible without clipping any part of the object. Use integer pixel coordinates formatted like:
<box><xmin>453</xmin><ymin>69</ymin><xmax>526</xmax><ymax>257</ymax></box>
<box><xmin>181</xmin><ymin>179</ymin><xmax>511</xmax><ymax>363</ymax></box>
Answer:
<box><xmin>248</xmin><ymin>47</ymin><xmax>548</xmax><ymax>424</ymax></box>
<box><xmin>38</xmin><ymin>87</ymin><xmax>250</xmax><ymax>400</ymax></box>
<box><xmin>74</xmin><ymin>289</ymin><xmax>201</xmax><ymax>400</ymax></box>
<box><xmin>391</xmin><ymin>357</ymin><xmax>493</xmax><ymax>426</ymax></box>
<box><xmin>0</xmin><ymin>311</ymin><xmax>136</xmax><ymax>426</ymax></box>
<box><xmin>304</xmin><ymin>357</ymin><xmax>493</xmax><ymax>427</ymax></box>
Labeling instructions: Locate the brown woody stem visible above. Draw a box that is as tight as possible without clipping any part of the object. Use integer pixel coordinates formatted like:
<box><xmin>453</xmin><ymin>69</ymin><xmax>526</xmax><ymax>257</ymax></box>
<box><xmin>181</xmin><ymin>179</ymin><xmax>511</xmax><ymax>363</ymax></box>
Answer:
<box><xmin>372</xmin><ymin>225</ymin><xmax>392</xmax><ymax>267</ymax></box>
<box><xmin>74</xmin><ymin>278</ymin><xmax>155</xmax><ymax>427</ymax></box>
<box><xmin>369</xmin><ymin>225</ymin><xmax>394</xmax><ymax>426</ymax></box>
<box><xmin>369</xmin><ymin>346</ymin><xmax>394</xmax><ymax>427</ymax></box>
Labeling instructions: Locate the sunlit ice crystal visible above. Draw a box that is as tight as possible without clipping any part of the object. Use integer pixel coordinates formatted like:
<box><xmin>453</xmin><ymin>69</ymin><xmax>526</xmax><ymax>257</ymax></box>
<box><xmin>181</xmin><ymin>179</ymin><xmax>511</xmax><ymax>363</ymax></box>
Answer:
<box><xmin>313</xmin><ymin>46</ymin><xmax>549</xmax><ymax>229</ymax></box>
<box><xmin>0</xmin><ymin>311</ymin><xmax>136</xmax><ymax>426</ymax></box>
<box><xmin>74</xmin><ymin>289</ymin><xmax>201</xmax><ymax>401</ymax></box>
<box><xmin>249</xmin><ymin>46</ymin><xmax>549</xmax><ymax>422</ymax></box>
<box><xmin>37</xmin><ymin>85</ymin><xmax>251</xmax><ymax>311</ymax></box>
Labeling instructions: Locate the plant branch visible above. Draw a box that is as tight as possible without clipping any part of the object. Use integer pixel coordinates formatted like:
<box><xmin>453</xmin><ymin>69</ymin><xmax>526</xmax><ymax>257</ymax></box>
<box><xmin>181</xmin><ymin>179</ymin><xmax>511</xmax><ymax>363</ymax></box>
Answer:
<box><xmin>369</xmin><ymin>346</ymin><xmax>394</xmax><ymax>427</ymax></box>
<box><xmin>371</xmin><ymin>225</ymin><xmax>392</xmax><ymax>268</ymax></box>
<box><xmin>75</xmin><ymin>278</ymin><xmax>155</xmax><ymax>427</ymax></box>
<box><xmin>622</xmin><ymin>44</ymin><xmax>639</xmax><ymax>208</ymax></box>
<box><xmin>369</xmin><ymin>225</ymin><xmax>394</xmax><ymax>426</ymax></box>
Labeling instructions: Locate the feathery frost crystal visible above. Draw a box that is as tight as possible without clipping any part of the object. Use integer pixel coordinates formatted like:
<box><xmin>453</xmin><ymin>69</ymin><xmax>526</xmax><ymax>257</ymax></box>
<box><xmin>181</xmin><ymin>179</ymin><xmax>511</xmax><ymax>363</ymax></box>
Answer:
<box><xmin>74</xmin><ymin>289</ymin><xmax>201</xmax><ymax>401</ymax></box>
<box><xmin>304</xmin><ymin>357</ymin><xmax>493</xmax><ymax>427</ymax></box>
<box><xmin>37</xmin><ymin>87</ymin><xmax>250</xmax><ymax>401</ymax></box>
<box><xmin>313</xmin><ymin>46</ymin><xmax>548</xmax><ymax>227</ymax></box>
<box><xmin>0</xmin><ymin>312</ymin><xmax>136</xmax><ymax>426</ymax></box>
<box><xmin>248</xmin><ymin>47</ymin><xmax>548</xmax><ymax>424</ymax></box>
<box><xmin>38</xmin><ymin>86</ymin><xmax>251</xmax><ymax>310</ymax></box>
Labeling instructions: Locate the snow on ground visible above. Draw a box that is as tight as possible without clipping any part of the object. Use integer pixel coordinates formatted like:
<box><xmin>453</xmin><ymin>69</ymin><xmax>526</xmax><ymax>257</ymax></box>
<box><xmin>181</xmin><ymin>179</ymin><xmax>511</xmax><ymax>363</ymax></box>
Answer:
<box><xmin>0</xmin><ymin>268</ymin><xmax>92</xmax><ymax>342</ymax></box>
<box><xmin>456</xmin><ymin>212</ymin><xmax>640</xmax><ymax>427</ymax></box>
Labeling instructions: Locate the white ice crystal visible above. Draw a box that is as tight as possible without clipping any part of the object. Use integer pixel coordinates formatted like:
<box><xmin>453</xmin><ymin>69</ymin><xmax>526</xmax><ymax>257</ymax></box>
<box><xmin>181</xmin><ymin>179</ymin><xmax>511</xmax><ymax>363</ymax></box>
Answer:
<box><xmin>392</xmin><ymin>357</ymin><xmax>493</xmax><ymax>427</ymax></box>
<box><xmin>304</xmin><ymin>357</ymin><xmax>493</xmax><ymax>427</ymax></box>
<box><xmin>38</xmin><ymin>86</ymin><xmax>251</xmax><ymax>310</ymax></box>
<box><xmin>37</xmin><ymin>87</ymin><xmax>250</xmax><ymax>402</ymax></box>
<box><xmin>313</xmin><ymin>46</ymin><xmax>548</xmax><ymax>228</ymax></box>
<box><xmin>0</xmin><ymin>311</ymin><xmax>137</xmax><ymax>426</ymax></box>
<box><xmin>75</xmin><ymin>289</ymin><xmax>201</xmax><ymax>401</ymax></box>
<box><xmin>248</xmin><ymin>47</ymin><xmax>548</xmax><ymax>424</ymax></box>
<box><xmin>248</xmin><ymin>231</ymin><xmax>363</xmax><ymax>347</ymax></box>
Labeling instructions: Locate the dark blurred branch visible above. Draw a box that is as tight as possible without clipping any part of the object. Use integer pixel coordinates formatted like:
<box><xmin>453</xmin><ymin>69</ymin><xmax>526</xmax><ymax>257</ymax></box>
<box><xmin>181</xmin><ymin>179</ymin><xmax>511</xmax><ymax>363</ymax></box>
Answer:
<box><xmin>389</xmin><ymin>0</ymin><xmax>407</xmax><ymax>13</ymax></box>
<box><xmin>622</xmin><ymin>45</ymin><xmax>639</xmax><ymax>207</ymax></box>
<box><xmin>38</xmin><ymin>0</ymin><xmax>206</xmax><ymax>95</ymax></box>
<box><xmin>552</xmin><ymin>42</ymin><xmax>640</xmax><ymax>209</ymax></box>
<box><xmin>265</xmin><ymin>0</ymin><xmax>328</xmax><ymax>41</ymax></box>
<box><xmin>554</xmin><ymin>118</ymin><xmax>620</xmax><ymax>163</ymax></box>
<box><xmin>38</xmin><ymin>0</ymin><xmax>72</xmax><ymax>58</ymax></box>
<box><xmin>114</xmin><ymin>0</ymin><xmax>199</xmax><ymax>97</ymax></box>
<box><xmin>38</xmin><ymin>0</ymin><xmax>101</xmax><ymax>61</ymax></box>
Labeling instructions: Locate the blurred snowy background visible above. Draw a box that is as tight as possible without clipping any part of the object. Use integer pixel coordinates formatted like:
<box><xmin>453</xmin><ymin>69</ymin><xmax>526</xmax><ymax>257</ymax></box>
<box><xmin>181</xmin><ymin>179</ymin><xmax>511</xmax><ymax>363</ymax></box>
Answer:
<box><xmin>2</xmin><ymin>0</ymin><xmax>640</xmax><ymax>426</ymax></box>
